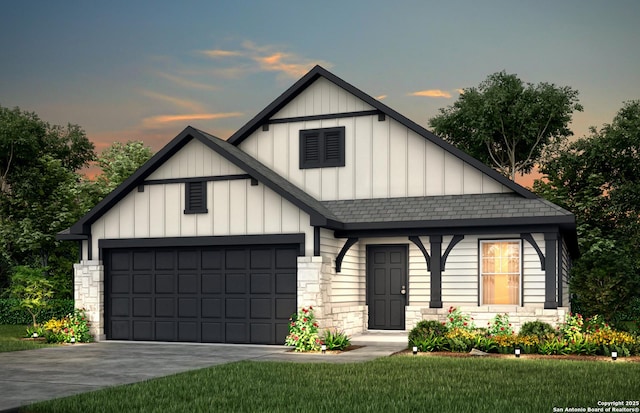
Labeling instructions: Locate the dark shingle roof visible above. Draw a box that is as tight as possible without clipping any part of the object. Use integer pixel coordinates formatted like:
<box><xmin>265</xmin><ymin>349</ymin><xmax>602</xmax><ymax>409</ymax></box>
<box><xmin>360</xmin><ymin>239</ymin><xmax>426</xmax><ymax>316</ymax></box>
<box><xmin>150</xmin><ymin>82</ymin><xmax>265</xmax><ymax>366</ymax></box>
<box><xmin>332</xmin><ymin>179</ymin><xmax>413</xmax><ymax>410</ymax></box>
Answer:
<box><xmin>321</xmin><ymin>193</ymin><xmax>574</xmax><ymax>229</ymax></box>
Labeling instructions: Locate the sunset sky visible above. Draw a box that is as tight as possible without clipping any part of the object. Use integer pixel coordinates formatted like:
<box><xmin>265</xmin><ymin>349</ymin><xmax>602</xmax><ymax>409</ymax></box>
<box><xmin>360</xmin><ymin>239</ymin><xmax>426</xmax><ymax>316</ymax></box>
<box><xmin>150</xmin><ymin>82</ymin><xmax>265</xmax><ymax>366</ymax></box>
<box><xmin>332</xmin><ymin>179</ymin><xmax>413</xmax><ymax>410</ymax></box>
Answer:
<box><xmin>2</xmin><ymin>1</ymin><xmax>639</xmax><ymax>186</ymax></box>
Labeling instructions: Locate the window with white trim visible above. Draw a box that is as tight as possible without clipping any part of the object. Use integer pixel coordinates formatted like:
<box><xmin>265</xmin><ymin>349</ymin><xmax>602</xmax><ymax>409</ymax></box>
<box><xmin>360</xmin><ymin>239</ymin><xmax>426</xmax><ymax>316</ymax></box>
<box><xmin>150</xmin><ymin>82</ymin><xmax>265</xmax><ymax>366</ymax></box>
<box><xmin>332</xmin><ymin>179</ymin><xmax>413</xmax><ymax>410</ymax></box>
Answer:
<box><xmin>480</xmin><ymin>240</ymin><xmax>521</xmax><ymax>305</ymax></box>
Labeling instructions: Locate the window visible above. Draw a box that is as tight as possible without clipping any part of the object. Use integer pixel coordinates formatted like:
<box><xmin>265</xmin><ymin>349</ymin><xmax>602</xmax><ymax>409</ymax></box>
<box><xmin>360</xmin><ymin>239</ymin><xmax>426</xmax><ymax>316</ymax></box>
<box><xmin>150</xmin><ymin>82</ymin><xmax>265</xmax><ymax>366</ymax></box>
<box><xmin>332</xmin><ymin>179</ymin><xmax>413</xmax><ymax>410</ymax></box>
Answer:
<box><xmin>299</xmin><ymin>127</ymin><xmax>345</xmax><ymax>169</ymax></box>
<box><xmin>480</xmin><ymin>240</ymin><xmax>521</xmax><ymax>305</ymax></box>
<box><xmin>184</xmin><ymin>181</ymin><xmax>208</xmax><ymax>214</ymax></box>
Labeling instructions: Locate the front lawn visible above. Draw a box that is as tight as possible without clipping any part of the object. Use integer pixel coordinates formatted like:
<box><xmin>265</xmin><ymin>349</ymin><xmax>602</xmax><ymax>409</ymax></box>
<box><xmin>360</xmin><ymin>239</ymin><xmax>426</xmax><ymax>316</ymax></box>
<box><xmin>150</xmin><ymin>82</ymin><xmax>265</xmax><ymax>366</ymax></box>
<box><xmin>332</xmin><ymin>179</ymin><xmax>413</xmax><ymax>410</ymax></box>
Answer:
<box><xmin>0</xmin><ymin>325</ymin><xmax>57</xmax><ymax>353</ymax></box>
<box><xmin>23</xmin><ymin>356</ymin><xmax>640</xmax><ymax>413</ymax></box>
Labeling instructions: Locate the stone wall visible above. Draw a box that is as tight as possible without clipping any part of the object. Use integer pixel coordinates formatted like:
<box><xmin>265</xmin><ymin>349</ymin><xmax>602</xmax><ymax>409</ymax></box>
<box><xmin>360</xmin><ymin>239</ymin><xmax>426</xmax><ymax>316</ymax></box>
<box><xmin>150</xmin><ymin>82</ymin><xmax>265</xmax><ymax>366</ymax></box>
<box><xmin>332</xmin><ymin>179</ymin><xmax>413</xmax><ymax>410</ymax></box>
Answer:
<box><xmin>419</xmin><ymin>305</ymin><xmax>569</xmax><ymax>333</ymax></box>
<box><xmin>74</xmin><ymin>261</ymin><xmax>105</xmax><ymax>341</ymax></box>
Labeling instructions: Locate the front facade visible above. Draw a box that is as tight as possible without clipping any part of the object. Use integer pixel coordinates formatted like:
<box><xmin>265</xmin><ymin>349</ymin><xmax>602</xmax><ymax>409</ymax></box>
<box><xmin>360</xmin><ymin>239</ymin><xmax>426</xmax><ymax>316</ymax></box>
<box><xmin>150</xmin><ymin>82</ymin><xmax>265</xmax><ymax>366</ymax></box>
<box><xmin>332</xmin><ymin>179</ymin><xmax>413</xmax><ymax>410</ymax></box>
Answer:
<box><xmin>61</xmin><ymin>66</ymin><xmax>577</xmax><ymax>343</ymax></box>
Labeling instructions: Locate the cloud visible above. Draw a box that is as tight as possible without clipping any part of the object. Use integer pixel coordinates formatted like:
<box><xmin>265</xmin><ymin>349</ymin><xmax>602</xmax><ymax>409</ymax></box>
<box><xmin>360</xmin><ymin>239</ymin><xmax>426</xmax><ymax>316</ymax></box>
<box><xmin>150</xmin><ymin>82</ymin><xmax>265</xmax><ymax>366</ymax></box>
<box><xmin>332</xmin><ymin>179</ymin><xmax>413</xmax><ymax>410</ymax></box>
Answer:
<box><xmin>199</xmin><ymin>41</ymin><xmax>331</xmax><ymax>79</ymax></box>
<box><xmin>456</xmin><ymin>88</ymin><xmax>465</xmax><ymax>95</ymax></box>
<box><xmin>375</xmin><ymin>95</ymin><xmax>387</xmax><ymax>100</ymax></box>
<box><xmin>409</xmin><ymin>89</ymin><xmax>452</xmax><ymax>98</ymax></box>
<box><xmin>141</xmin><ymin>112</ymin><xmax>244</xmax><ymax>129</ymax></box>
<box><xmin>200</xmin><ymin>49</ymin><xmax>243</xmax><ymax>58</ymax></box>
<box><xmin>155</xmin><ymin>72</ymin><xmax>218</xmax><ymax>91</ymax></box>
<box><xmin>140</xmin><ymin>90</ymin><xmax>206</xmax><ymax>112</ymax></box>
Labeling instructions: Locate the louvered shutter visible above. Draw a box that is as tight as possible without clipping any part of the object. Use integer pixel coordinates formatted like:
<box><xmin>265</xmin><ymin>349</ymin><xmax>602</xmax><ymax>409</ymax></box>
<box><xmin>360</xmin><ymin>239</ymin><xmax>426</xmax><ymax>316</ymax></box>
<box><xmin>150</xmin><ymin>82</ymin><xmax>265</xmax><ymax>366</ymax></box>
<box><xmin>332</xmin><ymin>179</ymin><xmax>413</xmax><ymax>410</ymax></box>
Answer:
<box><xmin>299</xmin><ymin>127</ymin><xmax>345</xmax><ymax>169</ymax></box>
<box><xmin>324</xmin><ymin>130</ymin><xmax>341</xmax><ymax>163</ymax></box>
<box><xmin>185</xmin><ymin>181</ymin><xmax>208</xmax><ymax>213</ymax></box>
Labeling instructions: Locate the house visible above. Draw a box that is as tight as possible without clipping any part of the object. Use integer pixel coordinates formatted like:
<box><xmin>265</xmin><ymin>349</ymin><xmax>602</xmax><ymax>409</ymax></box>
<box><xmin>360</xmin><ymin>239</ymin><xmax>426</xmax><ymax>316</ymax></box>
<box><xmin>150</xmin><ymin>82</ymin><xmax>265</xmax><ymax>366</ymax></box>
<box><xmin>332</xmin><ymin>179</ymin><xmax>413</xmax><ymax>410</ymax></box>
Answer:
<box><xmin>59</xmin><ymin>66</ymin><xmax>578</xmax><ymax>344</ymax></box>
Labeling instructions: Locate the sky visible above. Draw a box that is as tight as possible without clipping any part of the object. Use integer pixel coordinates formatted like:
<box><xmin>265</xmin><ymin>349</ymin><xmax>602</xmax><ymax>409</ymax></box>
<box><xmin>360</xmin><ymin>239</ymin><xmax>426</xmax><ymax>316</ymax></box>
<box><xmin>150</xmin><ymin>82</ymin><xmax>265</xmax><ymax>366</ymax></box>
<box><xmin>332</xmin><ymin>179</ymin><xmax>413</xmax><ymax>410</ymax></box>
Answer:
<box><xmin>1</xmin><ymin>1</ymin><xmax>639</xmax><ymax>183</ymax></box>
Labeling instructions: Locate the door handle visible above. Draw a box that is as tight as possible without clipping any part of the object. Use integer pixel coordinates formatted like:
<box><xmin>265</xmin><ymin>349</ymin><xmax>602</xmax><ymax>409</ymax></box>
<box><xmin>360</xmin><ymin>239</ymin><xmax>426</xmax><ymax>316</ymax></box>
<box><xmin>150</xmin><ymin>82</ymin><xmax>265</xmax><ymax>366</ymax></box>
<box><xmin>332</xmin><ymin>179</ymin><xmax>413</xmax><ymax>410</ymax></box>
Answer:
<box><xmin>400</xmin><ymin>285</ymin><xmax>406</xmax><ymax>295</ymax></box>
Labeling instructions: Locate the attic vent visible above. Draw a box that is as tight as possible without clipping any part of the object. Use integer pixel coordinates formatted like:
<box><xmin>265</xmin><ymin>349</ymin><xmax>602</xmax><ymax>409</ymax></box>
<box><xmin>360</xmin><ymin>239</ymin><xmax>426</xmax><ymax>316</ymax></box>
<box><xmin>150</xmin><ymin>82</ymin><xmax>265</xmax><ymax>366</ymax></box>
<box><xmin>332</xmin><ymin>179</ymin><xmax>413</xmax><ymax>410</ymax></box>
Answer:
<box><xmin>299</xmin><ymin>127</ymin><xmax>345</xmax><ymax>169</ymax></box>
<box><xmin>184</xmin><ymin>181</ymin><xmax>208</xmax><ymax>214</ymax></box>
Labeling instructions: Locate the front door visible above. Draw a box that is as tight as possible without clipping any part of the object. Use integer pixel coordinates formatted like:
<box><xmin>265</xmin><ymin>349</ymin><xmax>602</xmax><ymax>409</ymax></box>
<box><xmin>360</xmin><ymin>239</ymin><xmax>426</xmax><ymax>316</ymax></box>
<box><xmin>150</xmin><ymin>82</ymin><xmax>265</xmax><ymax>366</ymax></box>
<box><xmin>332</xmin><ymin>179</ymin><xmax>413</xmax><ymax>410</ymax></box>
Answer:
<box><xmin>367</xmin><ymin>245</ymin><xmax>407</xmax><ymax>330</ymax></box>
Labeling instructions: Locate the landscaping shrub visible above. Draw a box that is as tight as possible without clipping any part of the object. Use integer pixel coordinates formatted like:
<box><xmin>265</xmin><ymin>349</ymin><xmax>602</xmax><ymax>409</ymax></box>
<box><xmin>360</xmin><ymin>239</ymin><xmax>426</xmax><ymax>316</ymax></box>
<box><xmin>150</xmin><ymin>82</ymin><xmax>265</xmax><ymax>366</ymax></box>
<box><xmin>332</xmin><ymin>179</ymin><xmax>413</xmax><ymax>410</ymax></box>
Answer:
<box><xmin>42</xmin><ymin>308</ymin><xmax>92</xmax><ymax>343</ymax></box>
<box><xmin>321</xmin><ymin>329</ymin><xmax>351</xmax><ymax>350</ymax></box>
<box><xmin>284</xmin><ymin>306</ymin><xmax>321</xmax><ymax>352</ymax></box>
<box><xmin>408</xmin><ymin>320</ymin><xmax>448</xmax><ymax>352</ymax></box>
<box><xmin>486</xmin><ymin>313</ymin><xmax>514</xmax><ymax>336</ymax></box>
<box><xmin>444</xmin><ymin>306</ymin><xmax>475</xmax><ymax>330</ymax></box>
<box><xmin>0</xmin><ymin>298</ymin><xmax>74</xmax><ymax>325</ymax></box>
<box><xmin>519</xmin><ymin>321</ymin><xmax>555</xmax><ymax>338</ymax></box>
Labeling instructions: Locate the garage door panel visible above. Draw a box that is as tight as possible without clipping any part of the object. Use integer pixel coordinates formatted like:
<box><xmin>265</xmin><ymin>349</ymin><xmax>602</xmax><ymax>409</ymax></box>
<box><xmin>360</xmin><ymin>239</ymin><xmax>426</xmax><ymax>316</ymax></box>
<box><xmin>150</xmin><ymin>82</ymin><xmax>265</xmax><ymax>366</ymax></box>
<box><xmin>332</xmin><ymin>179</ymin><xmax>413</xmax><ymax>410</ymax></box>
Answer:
<box><xmin>178</xmin><ymin>298</ymin><xmax>198</xmax><ymax>317</ymax></box>
<box><xmin>250</xmin><ymin>323</ymin><xmax>271</xmax><ymax>344</ymax></box>
<box><xmin>178</xmin><ymin>250</ymin><xmax>198</xmax><ymax>270</ymax></box>
<box><xmin>225</xmin><ymin>273</ymin><xmax>246</xmax><ymax>293</ymax></box>
<box><xmin>250</xmin><ymin>273</ymin><xmax>271</xmax><ymax>294</ymax></box>
<box><xmin>133</xmin><ymin>321</ymin><xmax>153</xmax><ymax>340</ymax></box>
<box><xmin>155</xmin><ymin>321</ymin><xmax>175</xmax><ymax>341</ymax></box>
<box><xmin>251</xmin><ymin>298</ymin><xmax>271</xmax><ymax>318</ymax></box>
<box><xmin>133</xmin><ymin>251</ymin><xmax>153</xmax><ymax>271</ymax></box>
<box><xmin>133</xmin><ymin>274</ymin><xmax>152</xmax><ymax>294</ymax></box>
<box><xmin>111</xmin><ymin>298</ymin><xmax>130</xmax><ymax>316</ymax></box>
<box><xmin>250</xmin><ymin>249</ymin><xmax>272</xmax><ymax>269</ymax></box>
<box><xmin>276</xmin><ymin>298</ymin><xmax>296</xmax><ymax>319</ymax></box>
<box><xmin>202</xmin><ymin>273</ymin><xmax>221</xmax><ymax>293</ymax></box>
<box><xmin>226</xmin><ymin>250</ymin><xmax>247</xmax><ymax>269</ymax></box>
<box><xmin>110</xmin><ymin>320</ymin><xmax>130</xmax><ymax>340</ymax></box>
<box><xmin>178</xmin><ymin>274</ymin><xmax>198</xmax><ymax>293</ymax></box>
<box><xmin>202</xmin><ymin>298</ymin><xmax>221</xmax><ymax>318</ymax></box>
<box><xmin>202</xmin><ymin>322</ymin><xmax>222</xmax><ymax>342</ymax></box>
<box><xmin>276</xmin><ymin>273</ymin><xmax>296</xmax><ymax>294</ymax></box>
<box><xmin>155</xmin><ymin>251</ymin><xmax>174</xmax><ymax>270</ymax></box>
<box><xmin>155</xmin><ymin>298</ymin><xmax>175</xmax><ymax>317</ymax></box>
<box><xmin>156</xmin><ymin>273</ymin><xmax>175</xmax><ymax>293</ymax></box>
<box><xmin>178</xmin><ymin>322</ymin><xmax>197</xmax><ymax>342</ymax></box>
<box><xmin>226</xmin><ymin>298</ymin><xmax>246</xmax><ymax>318</ymax></box>
<box><xmin>226</xmin><ymin>323</ymin><xmax>247</xmax><ymax>343</ymax></box>
<box><xmin>106</xmin><ymin>244</ymin><xmax>297</xmax><ymax>344</ymax></box>
<box><xmin>133</xmin><ymin>297</ymin><xmax>152</xmax><ymax>317</ymax></box>
<box><xmin>201</xmin><ymin>250</ymin><xmax>222</xmax><ymax>269</ymax></box>
<box><xmin>111</xmin><ymin>274</ymin><xmax>129</xmax><ymax>293</ymax></box>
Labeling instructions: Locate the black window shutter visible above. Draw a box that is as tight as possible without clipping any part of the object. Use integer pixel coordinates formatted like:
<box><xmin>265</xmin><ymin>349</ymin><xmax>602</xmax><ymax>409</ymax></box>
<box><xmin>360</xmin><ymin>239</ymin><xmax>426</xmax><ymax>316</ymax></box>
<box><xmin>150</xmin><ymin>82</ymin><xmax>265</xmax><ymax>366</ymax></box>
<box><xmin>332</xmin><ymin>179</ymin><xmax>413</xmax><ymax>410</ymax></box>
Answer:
<box><xmin>300</xmin><ymin>127</ymin><xmax>345</xmax><ymax>169</ymax></box>
<box><xmin>185</xmin><ymin>181</ymin><xmax>208</xmax><ymax>214</ymax></box>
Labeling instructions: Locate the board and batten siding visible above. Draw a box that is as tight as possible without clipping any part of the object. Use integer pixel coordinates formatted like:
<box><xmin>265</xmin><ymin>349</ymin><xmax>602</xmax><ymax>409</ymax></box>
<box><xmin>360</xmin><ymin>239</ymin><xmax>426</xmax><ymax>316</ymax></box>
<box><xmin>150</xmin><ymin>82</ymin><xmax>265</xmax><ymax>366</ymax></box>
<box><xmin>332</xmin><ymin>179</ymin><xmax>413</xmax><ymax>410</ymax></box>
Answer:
<box><xmin>441</xmin><ymin>234</ymin><xmax>547</xmax><ymax>306</ymax></box>
<box><xmin>239</xmin><ymin>79</ymin><xmax>510</xmax><ymax>201</ymax></box>
<box><xmin>90</xmin><ymin>140</ymin><xmax>314</xmax><ymax>258</ymax></box>
<box><xmin>561</xmin><ymin>239</ymin><xmax>571</xmax><ymax>306</ymax></box>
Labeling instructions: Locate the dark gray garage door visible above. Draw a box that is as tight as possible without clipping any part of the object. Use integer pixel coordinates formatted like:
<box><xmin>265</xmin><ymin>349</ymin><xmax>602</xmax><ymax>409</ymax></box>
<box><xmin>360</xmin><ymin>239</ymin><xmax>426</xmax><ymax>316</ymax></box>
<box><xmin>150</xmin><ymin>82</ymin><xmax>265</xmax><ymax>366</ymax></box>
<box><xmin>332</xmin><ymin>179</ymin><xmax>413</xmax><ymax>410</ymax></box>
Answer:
<box><xmin>105</xmin><ymin>245</ymin><xmax>297</xmax><ymax>344</ymax></box>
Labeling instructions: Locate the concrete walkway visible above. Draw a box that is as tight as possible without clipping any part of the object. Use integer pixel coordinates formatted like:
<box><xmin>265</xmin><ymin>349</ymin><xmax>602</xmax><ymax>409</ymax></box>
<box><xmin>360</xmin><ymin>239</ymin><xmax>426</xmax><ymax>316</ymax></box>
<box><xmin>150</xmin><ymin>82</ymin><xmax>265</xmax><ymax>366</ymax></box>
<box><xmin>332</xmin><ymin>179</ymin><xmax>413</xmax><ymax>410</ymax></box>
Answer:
<box><xmin>0</xmin><ymin>332</ymin><xmax>407</xmax><ymax>412</ymax></box>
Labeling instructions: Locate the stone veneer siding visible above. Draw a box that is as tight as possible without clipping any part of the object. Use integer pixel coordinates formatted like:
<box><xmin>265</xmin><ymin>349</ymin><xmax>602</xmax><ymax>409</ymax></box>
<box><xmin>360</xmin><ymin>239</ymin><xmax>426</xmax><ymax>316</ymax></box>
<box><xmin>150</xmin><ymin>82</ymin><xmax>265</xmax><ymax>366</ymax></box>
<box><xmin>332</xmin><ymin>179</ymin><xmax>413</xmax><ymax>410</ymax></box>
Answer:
<box><xmin>74</xmin><ymin>261</ymin><xmax>105</xmax><ymax>341</ymax></box>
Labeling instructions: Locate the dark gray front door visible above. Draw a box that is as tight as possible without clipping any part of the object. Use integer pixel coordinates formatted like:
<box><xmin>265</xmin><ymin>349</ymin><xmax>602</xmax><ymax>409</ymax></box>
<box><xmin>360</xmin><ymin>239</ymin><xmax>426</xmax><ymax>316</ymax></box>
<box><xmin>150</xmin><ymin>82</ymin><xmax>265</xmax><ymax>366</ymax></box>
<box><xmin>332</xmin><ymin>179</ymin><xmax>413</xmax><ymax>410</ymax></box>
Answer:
<box><xmin>367</xmin><ymin>245</ymin><xmax>407</xmax><ymax>330</ymax></box>
<box><xmin>104</xmin><ymin>244</ymin><xmax>297</xmax><ymax>344</ymax></box>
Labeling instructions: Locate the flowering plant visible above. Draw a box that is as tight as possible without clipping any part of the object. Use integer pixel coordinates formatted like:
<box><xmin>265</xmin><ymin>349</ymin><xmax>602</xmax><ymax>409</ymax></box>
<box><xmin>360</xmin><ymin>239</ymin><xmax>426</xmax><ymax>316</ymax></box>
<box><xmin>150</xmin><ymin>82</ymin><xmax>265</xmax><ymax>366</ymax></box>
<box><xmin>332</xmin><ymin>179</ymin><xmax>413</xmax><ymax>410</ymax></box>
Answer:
<box><xmin>444</xmin><ymin>306</ymin><xmax>475</xmax><ymax>331</ymax></box>
<box><xmin>284</xmin><ymin>306</ymin><xmax>322</xmax><ymax>352</ymax></box>
<box><xmin>487</xmin><ymin>313</ymin><xmax>514</xmax><ymax>336</ymax></box>
<box><xmin>43</xmin><ymin>308</ymin><xmax>92</xmax><ymax>343</ymax></box>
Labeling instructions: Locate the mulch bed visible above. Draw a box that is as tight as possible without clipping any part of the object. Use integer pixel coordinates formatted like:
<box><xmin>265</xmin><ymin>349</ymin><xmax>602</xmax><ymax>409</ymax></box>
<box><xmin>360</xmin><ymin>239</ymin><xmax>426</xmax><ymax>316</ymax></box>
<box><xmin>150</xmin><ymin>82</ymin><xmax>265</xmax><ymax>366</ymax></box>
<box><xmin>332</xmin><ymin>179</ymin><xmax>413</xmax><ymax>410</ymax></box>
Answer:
<box><xmin>286</xmin><ymin>345</ymin><xmax>364</xmax><ymax>354</ymax></box>
<box><xmin>394</xmin><ymin>349</ymin><xmax>640</xmax><ymax>362</ymax></box>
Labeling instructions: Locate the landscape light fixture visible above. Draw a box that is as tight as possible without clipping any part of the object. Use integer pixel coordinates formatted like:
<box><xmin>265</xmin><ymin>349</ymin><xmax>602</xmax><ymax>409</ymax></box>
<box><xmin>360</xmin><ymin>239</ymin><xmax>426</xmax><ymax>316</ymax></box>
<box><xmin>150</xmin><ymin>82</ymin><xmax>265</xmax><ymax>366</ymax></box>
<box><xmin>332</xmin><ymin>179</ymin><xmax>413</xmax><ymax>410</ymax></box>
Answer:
<box><xmin>321</xmin><ymin>344</ymin><xmax>326</xmax><ymax>354</ymax></box>
<box><xmin>70</xmin><ymin>336</ymin><xmax>76</xmax><ymax>344</ymax></box>
<box><xmin>412</xmin><ymin>346</ymin><xmax>418</xmax><ymax>355</ymax></box>
<box><xmin>32</xmin><ymin>332</ymin><xmax>38</xmax><ymax>338</ymax></box>
<box><xmin>515</xmin><ymin>348</ymin><xmax>521</xmax><ymax>358</ymax></box>
<box><xmin>611</xmin><ymin>351</ymin><xmax>617</xmax><ymax>361</ymax></box>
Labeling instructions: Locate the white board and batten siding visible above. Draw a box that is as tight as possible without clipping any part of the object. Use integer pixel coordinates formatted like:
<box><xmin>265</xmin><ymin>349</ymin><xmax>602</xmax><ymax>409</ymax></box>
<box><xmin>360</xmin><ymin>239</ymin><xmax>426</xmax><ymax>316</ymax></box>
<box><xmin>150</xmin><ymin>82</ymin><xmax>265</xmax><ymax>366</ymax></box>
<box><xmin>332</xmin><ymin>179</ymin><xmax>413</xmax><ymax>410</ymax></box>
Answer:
<box><xmin>89</xmin><ymin>139</ymin><xmax>314</xmax><ymax>259</ymax></box>
<box><xmin>239</xmin><ymin>77</ymin><xmax>511</xmax><ymax>201</ymax></box>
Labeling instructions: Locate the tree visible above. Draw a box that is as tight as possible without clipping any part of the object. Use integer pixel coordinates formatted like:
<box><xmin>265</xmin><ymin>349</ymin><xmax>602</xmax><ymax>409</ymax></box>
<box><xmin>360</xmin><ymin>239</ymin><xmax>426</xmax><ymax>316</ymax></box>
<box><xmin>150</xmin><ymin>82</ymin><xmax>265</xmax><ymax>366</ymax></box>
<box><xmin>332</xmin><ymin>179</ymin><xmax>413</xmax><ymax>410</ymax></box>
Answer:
<box><xmin>0</xmin><ymin>105</ymin><xmax>95</xmax><ymax>291</ymax></box>
<box><xmin>8</xmin><ymin>266</ymin><xmax>55</xmax><ymax>327</ymax></box>
<box><xmin>534</xmin><ymin>100</ymin><xmax>640</xmax><ymax>322</ymax></box>
<box><xmin>429</xmin><ymin>71</ymin><xmax>583</xmax><ymax>180</ymax></box>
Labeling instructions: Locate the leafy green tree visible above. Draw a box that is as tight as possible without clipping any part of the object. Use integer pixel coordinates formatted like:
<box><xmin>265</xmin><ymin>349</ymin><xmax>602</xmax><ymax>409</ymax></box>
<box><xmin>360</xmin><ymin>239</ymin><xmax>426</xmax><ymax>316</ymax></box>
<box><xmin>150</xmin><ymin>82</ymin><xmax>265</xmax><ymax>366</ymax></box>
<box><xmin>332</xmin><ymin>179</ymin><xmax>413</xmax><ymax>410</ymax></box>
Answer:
<box><xmin>534</xmin><ymin>100</ymin><xmax>640</xmax><ymax>322</ymax></box>
<box><xmin>8</xmin><ymin>266</ymin><xmax>55</xmax><ymax>327</ymax></box>
<box><xmin>429</xmin><ymin>71</ymin><xmax>583</xmax><ymax>180</ymax></box>
<box><xmin>0</xmin><ymin>105</ymin><xmax>95</xmax><ymax>291</ymax></box>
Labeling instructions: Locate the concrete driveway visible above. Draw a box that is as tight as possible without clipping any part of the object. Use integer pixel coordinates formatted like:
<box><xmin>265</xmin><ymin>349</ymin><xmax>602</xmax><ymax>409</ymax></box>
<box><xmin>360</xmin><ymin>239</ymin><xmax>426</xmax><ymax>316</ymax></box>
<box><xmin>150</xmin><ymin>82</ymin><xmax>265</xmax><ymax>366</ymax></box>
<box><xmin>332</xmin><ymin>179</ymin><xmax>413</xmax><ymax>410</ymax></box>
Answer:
<box><xmin>0</xmin><ymin>334</ymin><xmax>406</xmax><ymax>412</ymax></box>
<box><xmin>0</xmin><ymin>342</ymin><xmax>287</xmax><ymax>412</ymax></box>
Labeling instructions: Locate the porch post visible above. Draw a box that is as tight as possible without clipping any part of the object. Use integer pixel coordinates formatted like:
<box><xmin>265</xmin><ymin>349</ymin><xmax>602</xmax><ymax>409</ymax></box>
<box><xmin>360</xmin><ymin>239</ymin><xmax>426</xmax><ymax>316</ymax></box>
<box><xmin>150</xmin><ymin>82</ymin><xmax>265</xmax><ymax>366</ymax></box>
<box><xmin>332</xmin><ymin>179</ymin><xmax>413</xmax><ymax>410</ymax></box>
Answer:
<box><xmin>429</xmin><ymin>235</ymin><xmax>443</xmax><ymax>308</ymax></box>
<box><xmin>544</xmin><ymin>233</ymin><xmax>558</xmax><ymax>309</ymax></box>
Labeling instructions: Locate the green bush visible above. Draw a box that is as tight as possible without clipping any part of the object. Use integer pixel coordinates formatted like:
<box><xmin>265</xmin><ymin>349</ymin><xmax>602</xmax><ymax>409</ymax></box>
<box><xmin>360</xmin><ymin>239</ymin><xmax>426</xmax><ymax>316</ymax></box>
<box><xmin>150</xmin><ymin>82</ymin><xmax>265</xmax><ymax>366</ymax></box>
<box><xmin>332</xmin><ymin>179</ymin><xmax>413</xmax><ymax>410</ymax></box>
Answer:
<box><xmin>519</xmin><ymin>321</ymin><xmax>556</xmax><ymax>338</ymax></box>
<box><xmin>0</xmin><ymin>298</ymin><xmax>74</xmax><ymax>325</ymax></box>
<box><xmin>408</xmin><ymin>320</ymin><xmax>448</xmax><ymax>350</ymax></box>
<box><xmin>321</xmin><ymin>329</ymin><xmax>351</xmax><ymax>350</ymax></box>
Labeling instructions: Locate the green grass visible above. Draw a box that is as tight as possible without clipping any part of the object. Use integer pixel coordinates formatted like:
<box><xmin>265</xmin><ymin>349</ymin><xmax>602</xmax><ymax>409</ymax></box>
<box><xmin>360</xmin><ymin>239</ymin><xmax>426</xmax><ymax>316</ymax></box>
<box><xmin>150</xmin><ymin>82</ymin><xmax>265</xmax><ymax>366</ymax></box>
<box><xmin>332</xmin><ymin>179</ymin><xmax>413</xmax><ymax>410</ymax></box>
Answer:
<box><xmin>23</xmin><ymin>356</ymin><xmax>640</xmax><ymax>413</ymax></box>
<box><xmin>0</xmin><ymin>324</ymin><xmax>56</xmax><ymax>352</ymax></box>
